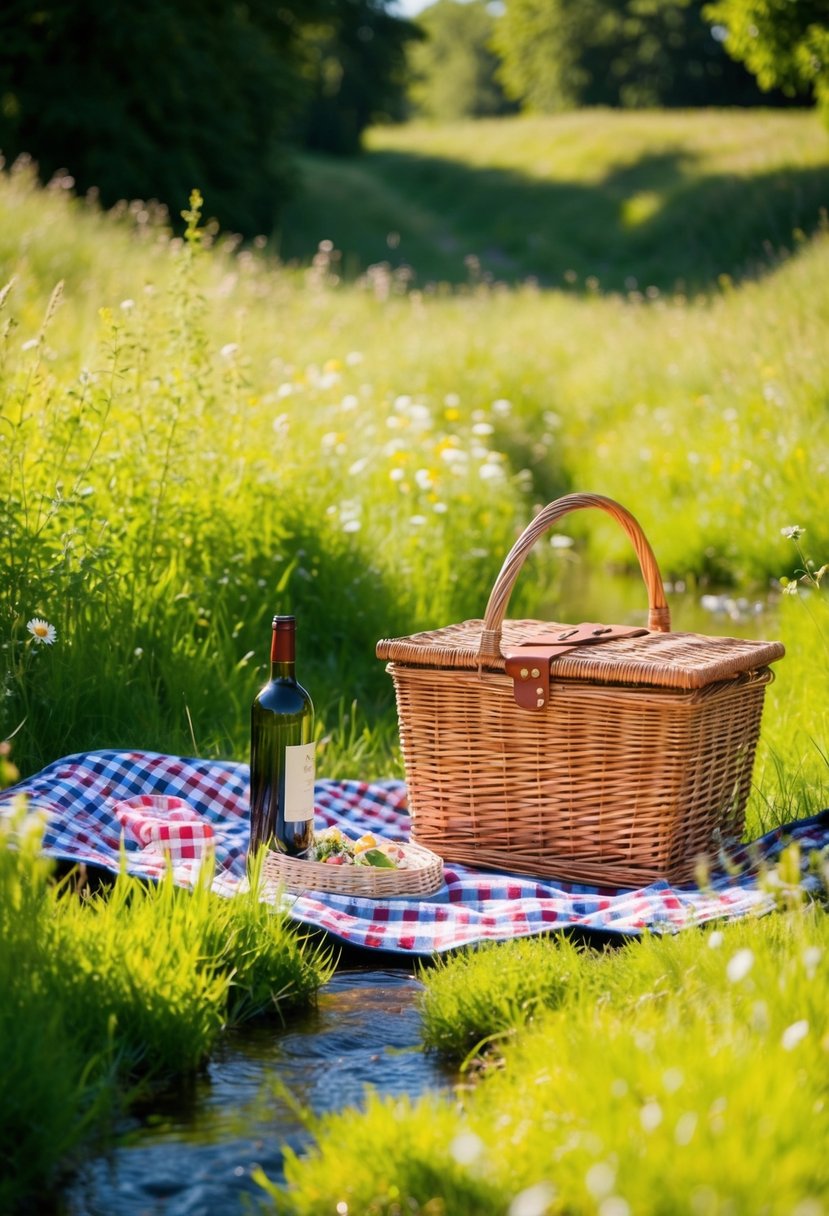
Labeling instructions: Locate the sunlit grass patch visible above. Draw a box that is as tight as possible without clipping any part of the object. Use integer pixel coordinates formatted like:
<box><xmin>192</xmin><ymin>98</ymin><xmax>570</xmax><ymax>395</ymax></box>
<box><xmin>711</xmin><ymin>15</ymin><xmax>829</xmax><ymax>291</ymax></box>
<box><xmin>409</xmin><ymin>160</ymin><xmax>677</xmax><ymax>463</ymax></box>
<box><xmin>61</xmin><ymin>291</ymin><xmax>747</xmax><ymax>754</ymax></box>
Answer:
<box><xmin>418</xmin><ymin>935</ymin><xmax>588</xmax><ymax>1061</ymax></box>
<box><xmin>272</xmin><ymin>908</ymin><xmax>829</xmax><ymax>1215</ymax></box>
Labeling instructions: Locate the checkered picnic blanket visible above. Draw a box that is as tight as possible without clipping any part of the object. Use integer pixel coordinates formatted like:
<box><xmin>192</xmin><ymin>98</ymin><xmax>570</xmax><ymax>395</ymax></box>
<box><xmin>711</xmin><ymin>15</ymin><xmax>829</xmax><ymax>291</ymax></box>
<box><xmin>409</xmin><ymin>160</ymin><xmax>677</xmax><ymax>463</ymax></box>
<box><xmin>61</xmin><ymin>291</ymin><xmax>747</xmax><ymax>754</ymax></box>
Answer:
<box><xmin>1</xmin><ymin>749</ymin><xmax>827</xmax><ymax>954</ymax></box>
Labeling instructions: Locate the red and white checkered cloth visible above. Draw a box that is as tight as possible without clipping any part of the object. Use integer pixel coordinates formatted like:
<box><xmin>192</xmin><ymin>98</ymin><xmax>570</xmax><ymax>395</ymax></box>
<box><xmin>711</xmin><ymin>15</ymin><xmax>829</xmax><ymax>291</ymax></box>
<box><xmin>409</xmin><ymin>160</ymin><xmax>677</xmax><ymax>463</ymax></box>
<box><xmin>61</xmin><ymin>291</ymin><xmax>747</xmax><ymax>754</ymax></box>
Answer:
<box><xmin>1</xmin><ymin>749</ymin><xmax>827</xmax><ymax>954</ymax></box>
<box><xmin>113</xmin><ymin>794</ymin><xmax>217</xmax><ymax>860</ymax></box>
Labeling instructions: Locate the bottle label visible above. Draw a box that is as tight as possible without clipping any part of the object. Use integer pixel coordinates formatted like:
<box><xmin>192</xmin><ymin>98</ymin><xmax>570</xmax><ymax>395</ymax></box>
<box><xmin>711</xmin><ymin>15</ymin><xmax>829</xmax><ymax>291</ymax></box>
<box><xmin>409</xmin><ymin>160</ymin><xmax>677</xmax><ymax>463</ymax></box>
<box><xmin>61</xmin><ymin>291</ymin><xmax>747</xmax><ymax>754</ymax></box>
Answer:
<box><xmin>284</xmin><ymin>742</ymin><xmax>316</xmax><ymax>823</ymax></box>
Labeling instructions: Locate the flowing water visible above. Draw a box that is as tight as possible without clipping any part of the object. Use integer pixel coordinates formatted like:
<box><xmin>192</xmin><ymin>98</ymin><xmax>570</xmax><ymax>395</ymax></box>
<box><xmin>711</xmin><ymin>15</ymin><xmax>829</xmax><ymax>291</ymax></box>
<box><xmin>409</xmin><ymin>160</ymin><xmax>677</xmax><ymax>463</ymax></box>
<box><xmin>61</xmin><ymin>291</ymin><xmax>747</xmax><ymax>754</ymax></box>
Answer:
<box><xmin>63</xmin><ymin>967</ymin><xmax>452</xmax><ymax>1215</ymax></box>
<box><xmin>60</xmin><ymin>580</ymin><xmax>781</xmax><ymax>1215</ymax></box>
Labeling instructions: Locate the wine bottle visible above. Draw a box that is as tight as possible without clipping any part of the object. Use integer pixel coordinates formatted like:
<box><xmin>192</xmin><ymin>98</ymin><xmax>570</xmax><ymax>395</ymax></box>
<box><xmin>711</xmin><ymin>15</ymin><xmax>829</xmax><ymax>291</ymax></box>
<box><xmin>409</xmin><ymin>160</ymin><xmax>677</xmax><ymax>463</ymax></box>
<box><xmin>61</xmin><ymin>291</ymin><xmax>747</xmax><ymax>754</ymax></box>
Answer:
<box><xmin>249</xmin><ymin>615</ymin><xmax>315</xmax><ymax>857</ymax></box>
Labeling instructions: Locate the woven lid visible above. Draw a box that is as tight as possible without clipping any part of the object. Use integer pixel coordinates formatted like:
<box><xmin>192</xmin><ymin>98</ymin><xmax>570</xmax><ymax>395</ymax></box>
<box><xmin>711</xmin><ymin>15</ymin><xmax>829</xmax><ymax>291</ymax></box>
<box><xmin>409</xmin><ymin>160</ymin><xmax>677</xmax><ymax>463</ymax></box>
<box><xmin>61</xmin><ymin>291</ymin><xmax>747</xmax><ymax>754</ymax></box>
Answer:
<box><xmin>376</xmin><ymin>618</ymin><xmax>785</xmax><ymax>691</ymax></box>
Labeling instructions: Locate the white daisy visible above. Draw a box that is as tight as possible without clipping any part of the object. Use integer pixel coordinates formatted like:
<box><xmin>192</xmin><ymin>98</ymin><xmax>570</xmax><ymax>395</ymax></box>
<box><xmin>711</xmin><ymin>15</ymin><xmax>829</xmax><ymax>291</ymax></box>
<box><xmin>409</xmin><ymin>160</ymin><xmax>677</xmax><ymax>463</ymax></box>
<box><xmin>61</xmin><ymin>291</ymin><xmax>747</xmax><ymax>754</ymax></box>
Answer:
<box><xmin>27</xmin><ymin>618</ymin><xmax>57</xmax><ymax>645</ymax></box>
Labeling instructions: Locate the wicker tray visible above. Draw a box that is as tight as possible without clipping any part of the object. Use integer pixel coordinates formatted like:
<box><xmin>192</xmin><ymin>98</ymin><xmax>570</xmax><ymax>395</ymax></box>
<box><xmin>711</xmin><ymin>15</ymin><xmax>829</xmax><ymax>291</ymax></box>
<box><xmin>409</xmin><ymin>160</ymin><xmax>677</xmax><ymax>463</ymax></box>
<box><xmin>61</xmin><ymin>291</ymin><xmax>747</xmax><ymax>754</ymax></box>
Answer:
<box><xmin>377</xmin><ymin>493</ymin><xmax>785</xmax><ymax>889</ymax></box>
<box><xmin>262</xmin><ymin>840</ymin><xmax>444</xmax><ymax>898</ymax></box>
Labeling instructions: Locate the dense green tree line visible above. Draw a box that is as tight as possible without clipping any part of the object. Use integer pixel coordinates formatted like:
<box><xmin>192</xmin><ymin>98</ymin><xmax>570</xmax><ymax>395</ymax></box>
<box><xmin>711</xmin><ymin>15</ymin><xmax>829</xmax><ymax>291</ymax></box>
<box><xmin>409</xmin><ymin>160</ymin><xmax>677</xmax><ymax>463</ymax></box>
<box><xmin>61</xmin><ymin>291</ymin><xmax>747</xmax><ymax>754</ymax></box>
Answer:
<box><xmin>407</xmin><ymin>0</ymin><xmax>516</xmax><ymax>121</ymax></box>
<box><xmin>0</xmin><ymin>0</ymin><xmax>825</xmax><ymax>236</ymax></box>
<box><xmin>0</xmin><ymin>0</ymin><xmax>418</xmax><ymax>235</ymax></box>
<box><xmin>409</xmin><ymin>0</ymin><xmax>818</xmax><ymax>120</ymax></box>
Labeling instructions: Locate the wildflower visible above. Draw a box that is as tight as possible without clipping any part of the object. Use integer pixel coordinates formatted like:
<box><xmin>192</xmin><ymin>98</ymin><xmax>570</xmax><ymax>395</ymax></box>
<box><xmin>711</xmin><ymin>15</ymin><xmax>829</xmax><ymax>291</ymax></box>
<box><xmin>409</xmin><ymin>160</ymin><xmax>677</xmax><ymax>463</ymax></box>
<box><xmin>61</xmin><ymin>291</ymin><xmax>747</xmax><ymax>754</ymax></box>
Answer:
<box><xmin>781</xmin><ymin>525</ymin><xmax>805</xmax><ymax>540</ymax></box>
<box><xmin>781</xmin><ymin>1020</ymin><xmax>809</xmax><ymax>1051</ymax></box>
<box><xmin>449</xmin><ymin>1131</ymin><xmax>484</xmax><ymax>1165</ymax></box>
<box><xmin>640</xmin><ymin>1100</ymin><xmax>663</xmax><ymax>1132</ymax></box>
<box><xmin>220</xmin><ymin>342</ymin><xmax>239</xmax><ymax>359</ymax></box>
<box><xmin>27</xmin><ymin>618</ymin><xmax>57</xmax><ymax>645</ymax></box>
<box><xmin>599</xmin><ymin>1197</ymin><xmax>631</xmax><ymax>1216</ymax></box>
<box><xmin>674</xmin><ymin>1112</ymin><xmax>698</xmax><ymax>1146</ymax></box>
<box><xmin>492</xmin><ymin>398</ymin><xmax>512</xmax><ymax>416</ymax></box>
<box><xmin>120</xmin><ymin>298</ymin><xmax>135</xmax><ymax>312</ymax></box>
<box><xmin>726</xmin><ymin>948</ymin><xmax>754</xmax><ymax>983</ymax></box>
<box><xmin>803</xmin><ymin>946</ymin><xmax>822</xmax><ymax>978</ymax></box>
<box><xmin>21</xmin><ymin>338</ymin><xmax>39</xmax><ymax>352</ymax></box>
<box><xmin>408</xmin><ymin>403</ymin><xmax>433</xmax><ymax>430</ymax></box>
<box><xmin>586</xmin><ymin>1162</ymin><xmax>616</xmax><ymax>1197</ymax></box>
<box><xmin>509</xmin><ymin>1182</ymin><xmax>557</xmax><ymax>1216</ymax></box>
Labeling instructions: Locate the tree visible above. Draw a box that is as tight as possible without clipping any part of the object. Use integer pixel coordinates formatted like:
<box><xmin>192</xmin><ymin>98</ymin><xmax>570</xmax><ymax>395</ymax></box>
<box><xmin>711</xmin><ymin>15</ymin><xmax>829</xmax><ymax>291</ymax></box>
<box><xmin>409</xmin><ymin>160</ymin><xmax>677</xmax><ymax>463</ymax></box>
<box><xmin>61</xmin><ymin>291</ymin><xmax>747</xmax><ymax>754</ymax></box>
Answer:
<box><xmin>492</xmin><ymin>0</ymin><xmax>594</xmax><ymax>112</ymax></box>
<box><xmin>492</xmin><ymin>0</ymin><xmax>791</xmax><ymax>111</ymax></box>
<box><xmin>297</xmin><ymin>0</ymin><xmax>422</xmax><ymax>154</ymax></box>
<box><xmin>703</xmin><ymin>0</ymin><xmax>829</xmax><ymax>115</ymax></box>
<box><xmin>0</xmin><ymin>0</ymin><xmax>417</xmax><ymax>234</ymax></box>
<box><xmin>407</xmin><ymin>0</ymin><xmax>515</xmax><ymax>121</ymax></box>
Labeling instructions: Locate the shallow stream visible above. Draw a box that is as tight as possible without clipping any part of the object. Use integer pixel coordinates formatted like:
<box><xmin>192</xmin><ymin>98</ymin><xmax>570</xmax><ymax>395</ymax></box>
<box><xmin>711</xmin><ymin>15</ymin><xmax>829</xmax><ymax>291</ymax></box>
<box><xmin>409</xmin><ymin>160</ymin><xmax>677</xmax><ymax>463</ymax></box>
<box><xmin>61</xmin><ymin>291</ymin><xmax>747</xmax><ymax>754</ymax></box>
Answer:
<box><xmin>63</xmin><ymin>967</ymin><xmax>451</xmax><ymax>1215</ymax></box>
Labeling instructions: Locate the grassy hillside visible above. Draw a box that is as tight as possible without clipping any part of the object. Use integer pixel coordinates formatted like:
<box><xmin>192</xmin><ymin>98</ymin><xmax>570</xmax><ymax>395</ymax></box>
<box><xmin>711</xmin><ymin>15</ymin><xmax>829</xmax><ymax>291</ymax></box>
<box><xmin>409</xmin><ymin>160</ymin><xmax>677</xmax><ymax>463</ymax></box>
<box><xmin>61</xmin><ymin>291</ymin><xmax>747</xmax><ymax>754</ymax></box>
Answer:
<box><xmin>277</xmin><ymin>109</ymin><xmax>829</xmax><ymax>290</ymax></box>
<box><xmin>0</xmin><ymin>115</ymin><xmax>827</xmax><ymax>827</ymax></box>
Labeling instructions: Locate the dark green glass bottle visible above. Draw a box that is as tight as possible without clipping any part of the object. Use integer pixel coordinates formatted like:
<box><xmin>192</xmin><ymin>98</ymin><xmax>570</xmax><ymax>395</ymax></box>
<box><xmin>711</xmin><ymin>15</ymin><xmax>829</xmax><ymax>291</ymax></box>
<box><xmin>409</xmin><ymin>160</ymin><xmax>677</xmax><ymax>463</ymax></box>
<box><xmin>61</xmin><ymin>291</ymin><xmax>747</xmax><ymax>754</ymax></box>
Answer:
<box><xmin>249</xmin><ymin>615</ymin><xmax>315</xmax><ymax>857</ymax></box>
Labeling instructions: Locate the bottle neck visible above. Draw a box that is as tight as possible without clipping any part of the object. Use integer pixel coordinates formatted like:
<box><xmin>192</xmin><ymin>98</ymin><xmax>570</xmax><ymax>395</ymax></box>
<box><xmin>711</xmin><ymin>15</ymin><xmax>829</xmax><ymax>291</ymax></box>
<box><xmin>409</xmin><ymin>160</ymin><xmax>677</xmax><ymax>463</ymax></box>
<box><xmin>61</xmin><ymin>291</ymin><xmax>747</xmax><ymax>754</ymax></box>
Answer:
<box><xmin>270</xmin><ymin>616</ymin><xmax>296</xmax><ymax>680</ymax></box>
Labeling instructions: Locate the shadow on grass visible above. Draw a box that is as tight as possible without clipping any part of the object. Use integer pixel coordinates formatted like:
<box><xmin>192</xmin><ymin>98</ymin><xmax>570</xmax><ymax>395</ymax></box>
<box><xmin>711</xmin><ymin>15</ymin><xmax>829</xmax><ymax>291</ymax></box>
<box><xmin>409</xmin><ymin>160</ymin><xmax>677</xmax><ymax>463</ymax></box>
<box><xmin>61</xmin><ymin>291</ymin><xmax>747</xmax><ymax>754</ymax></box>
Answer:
<box><xmin>277</xmin><ymin>143</ymin><xmax>829</xmax><ymax>294</ymax></box>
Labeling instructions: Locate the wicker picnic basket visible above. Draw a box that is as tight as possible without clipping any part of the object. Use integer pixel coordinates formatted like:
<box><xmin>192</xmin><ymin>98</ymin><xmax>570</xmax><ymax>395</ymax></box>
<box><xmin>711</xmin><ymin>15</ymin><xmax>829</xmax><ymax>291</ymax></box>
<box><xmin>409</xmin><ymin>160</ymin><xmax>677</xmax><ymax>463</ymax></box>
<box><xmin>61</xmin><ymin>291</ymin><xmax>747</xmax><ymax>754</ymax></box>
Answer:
<box><xmin>376</xmin><ymin>493</ymin><xmax>785</xmax><ymax>888</ymax></box>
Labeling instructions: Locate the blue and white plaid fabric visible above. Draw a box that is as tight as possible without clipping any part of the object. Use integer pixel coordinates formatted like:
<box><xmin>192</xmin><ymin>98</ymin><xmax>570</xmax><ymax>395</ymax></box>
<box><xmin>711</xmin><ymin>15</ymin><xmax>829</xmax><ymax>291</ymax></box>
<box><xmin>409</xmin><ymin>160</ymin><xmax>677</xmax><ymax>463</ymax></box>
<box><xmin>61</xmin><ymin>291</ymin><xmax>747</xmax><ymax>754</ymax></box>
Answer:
<box><xmin>2</xmin><ymin>749</ymin><xmax>826</xmax><ymax>954</ymax></box>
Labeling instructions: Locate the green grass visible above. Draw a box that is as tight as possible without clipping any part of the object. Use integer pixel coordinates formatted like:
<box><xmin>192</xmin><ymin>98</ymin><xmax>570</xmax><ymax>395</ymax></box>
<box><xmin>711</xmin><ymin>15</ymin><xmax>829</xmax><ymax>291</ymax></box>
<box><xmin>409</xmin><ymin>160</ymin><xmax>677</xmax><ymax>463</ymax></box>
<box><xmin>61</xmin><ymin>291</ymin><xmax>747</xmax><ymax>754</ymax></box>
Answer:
<box><xmin>268</xmin><ymin>906</ymin><xmax>829</xmax><ymax>1215</ymax></box>
<box><xmin>280</xmin><ymin>109</ymin><xmax>829</xmax><ymax>291</ymax></box>
<box><xmin>0</xmin><ymin>806</ymin><xmax>333</xmax><ymax>1212</ymax></box>
<box><xmin>417</xmin><ymin>934</ymin><xmax>588</xmax><ymax>1062</ymax></box>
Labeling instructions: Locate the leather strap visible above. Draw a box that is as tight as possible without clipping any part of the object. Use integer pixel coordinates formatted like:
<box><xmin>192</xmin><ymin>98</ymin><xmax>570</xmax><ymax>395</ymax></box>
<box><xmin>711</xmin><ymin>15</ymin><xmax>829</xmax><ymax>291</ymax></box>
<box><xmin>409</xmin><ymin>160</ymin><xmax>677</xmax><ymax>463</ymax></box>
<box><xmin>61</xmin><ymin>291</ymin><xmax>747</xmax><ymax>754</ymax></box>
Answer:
<box><xmin>503</xmin><ymin>623</ymin><xmax>649</xmax><ymax>710</ymax></box>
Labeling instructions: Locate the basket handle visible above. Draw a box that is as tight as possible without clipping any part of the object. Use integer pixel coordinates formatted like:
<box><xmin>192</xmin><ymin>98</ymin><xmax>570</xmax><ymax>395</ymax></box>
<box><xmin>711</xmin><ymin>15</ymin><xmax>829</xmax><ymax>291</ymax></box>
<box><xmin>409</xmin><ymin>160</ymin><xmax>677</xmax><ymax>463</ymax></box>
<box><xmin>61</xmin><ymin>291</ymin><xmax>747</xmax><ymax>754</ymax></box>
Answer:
<box><xmin>478</xmin><ymin>493</ymin><xmax>671</xmax><ymax>660</ymax></box>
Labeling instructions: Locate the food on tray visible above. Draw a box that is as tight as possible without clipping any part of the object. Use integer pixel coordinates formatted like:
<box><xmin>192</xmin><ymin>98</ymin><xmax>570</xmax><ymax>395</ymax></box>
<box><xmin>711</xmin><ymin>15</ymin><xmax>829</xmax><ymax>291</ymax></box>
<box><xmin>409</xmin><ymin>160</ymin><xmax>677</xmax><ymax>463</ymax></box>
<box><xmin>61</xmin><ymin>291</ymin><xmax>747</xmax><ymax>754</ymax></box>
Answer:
<box><xmin>311</xmin><ymin>826</ymin><xmax>408</xmax><ymax>869</ymax></box>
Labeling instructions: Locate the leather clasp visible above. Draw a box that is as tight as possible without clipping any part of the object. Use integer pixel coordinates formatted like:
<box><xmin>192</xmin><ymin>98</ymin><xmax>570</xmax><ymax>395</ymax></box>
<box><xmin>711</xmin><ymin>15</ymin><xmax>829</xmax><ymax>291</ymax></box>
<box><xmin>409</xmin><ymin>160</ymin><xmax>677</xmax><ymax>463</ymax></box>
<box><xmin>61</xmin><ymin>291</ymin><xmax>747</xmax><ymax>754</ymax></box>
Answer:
<box><xmin>503</xmin><ymin>623</ymin><xmax>649</xmax><ymax>710</ymax></box>
<box><xmin>504</xmin><ymin>654</ymin><xmax>550</xmax><ymax>710</ymax></box>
